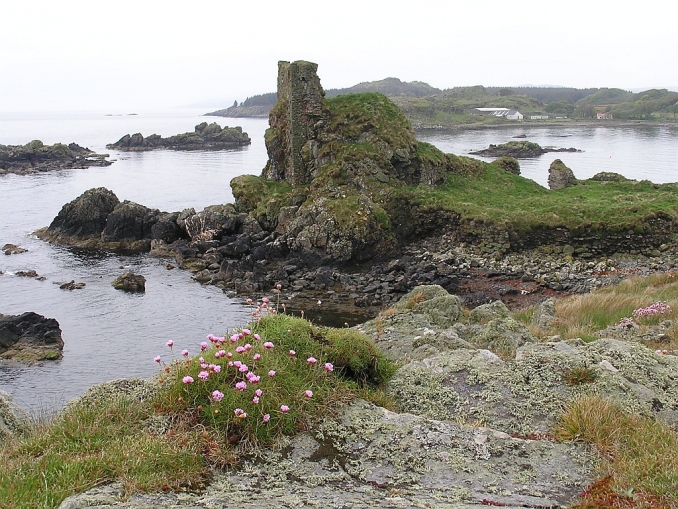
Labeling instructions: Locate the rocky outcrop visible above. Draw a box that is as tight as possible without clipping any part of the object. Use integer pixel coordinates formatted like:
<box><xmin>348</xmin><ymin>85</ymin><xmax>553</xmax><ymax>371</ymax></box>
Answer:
<box><xmin>35</xmin><ymin>188</ymin><xmax>164</xmax><ymax>252</ymax></box>
<box><xmin>106</xmin><ymin>123</ymin><xmax>251</xmax><ymax>151</ymax></box>
<box><xmin>470</xmin><ymin>140</ymin><xmax>580</xmax><ymax>158</ymax></box>
<box><xmin>0</xmin><ymin>140</ymin><xmax>111</xmax><ymax>175</ymax></box>
<box><xmin>548</xmin><ymin>159</ymin><xmax>578</xmax><ymax>190</ymax></box>
<box><xmin>0</xmin><ymin>312</ymin><xmax>64</xmax><ymax>362</ymax></box>
<box><xmin>111</xmin><ymin>271</ymin><xmax>146</xmax><ymax>292</ymax></box>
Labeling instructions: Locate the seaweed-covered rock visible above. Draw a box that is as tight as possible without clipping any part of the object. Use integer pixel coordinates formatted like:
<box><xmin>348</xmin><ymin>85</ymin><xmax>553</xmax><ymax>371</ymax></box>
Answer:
<box><xmin>0</xmin><ymin>140</ymin><xmax>111</xmax><ymax>175</ymax></box>
<box><xmin>0</xmin><ymin>312</ymin><xmax>64</xmax><ymax>362</ymax></box>
<box><xmin>111</xmin><ymin>271</ymin><xmax>146</xmax><ymax>293</ymax></box>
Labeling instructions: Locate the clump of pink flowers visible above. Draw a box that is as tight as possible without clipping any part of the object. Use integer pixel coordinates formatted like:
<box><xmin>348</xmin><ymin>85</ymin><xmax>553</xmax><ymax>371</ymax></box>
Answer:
<box><xmin>153</xmin><ymin>301</ymin><xmax>341</xmax><ymax>442</ymax></box>
<box><xmin>620</xmin><ymin>301</ymin><xmax>672</xmax><ymax>326</ymax></box>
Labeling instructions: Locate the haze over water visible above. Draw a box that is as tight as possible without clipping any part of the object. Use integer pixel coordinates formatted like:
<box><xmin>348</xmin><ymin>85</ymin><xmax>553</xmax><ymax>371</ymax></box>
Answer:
<box><xmin>1</xmin><ymin>109</ymin><xmax>677</xmax><ymax>412</ymax></box>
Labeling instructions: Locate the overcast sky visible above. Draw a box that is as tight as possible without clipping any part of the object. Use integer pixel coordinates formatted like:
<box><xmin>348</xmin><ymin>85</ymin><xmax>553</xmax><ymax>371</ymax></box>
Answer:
<box><xmin>1</xmin><ymin>0</ymin><xmax>676</xmax><ymax>112</ymax></box>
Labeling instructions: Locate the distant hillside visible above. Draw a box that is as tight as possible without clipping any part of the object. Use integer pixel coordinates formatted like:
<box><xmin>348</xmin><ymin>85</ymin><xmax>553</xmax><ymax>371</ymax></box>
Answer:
<box><xmin>205</xmin><ymin>80</ymin><xmax>678</xmax><ymax>125</ymax></box>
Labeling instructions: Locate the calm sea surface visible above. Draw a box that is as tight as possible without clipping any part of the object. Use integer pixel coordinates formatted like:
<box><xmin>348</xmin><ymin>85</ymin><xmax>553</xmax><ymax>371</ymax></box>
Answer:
<box><xmin>1</xmin><ymin>109</ymin><xmax>677</xmax><ymax>412</ymax></box>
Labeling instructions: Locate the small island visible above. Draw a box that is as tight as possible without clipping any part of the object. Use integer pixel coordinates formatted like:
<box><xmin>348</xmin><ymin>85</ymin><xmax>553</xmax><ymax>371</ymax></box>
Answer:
<box><xmin>0</xmin><ymin>140</ymin><xmax>111</xmax><ymax>175</ymax></box>
<box><xmin>470</xmin><ymin>140</ymin><xmax>581</xmax><ymax>158</ymax></box>
<box><xmin>106</xmin><ymin>122</ymin><xmax>251</xmax><ymax>152</ymax></box>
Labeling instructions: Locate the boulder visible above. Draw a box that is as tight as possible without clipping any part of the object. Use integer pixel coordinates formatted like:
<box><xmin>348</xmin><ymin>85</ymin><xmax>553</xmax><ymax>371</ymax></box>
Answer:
<box><xmin>547</xmin><ymin>159</ymin><xmax>577</xmax><ymax>190</ymax></box>
<box><xmin>38</xmin><ymin>187</ymin><xmax>120</xmax><ymax>241</ymax></box>
<box><xmin>0</xmin><ymin>312</ymin><xmax>64</xmax><ymax>362</ymax></box>
<box><xmin>111</xmin><ymin>271</ymin><xmax>146</xmax><ymax>293</ymax></box>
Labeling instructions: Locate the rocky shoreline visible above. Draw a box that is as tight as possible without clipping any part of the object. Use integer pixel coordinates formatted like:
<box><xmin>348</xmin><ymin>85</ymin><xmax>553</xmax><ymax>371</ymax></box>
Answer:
<box><xmin>0</xmin><ymin>140</ymin><xmax>111</xmax><ymax>175</ymax></box>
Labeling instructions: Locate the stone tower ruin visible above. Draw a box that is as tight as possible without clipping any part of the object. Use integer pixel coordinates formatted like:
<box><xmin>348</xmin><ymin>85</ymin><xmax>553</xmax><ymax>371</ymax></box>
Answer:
<box><xmin>263</xmin><ymin>60</ymin><xmax>328</xmax><ymax>186</ymax></box>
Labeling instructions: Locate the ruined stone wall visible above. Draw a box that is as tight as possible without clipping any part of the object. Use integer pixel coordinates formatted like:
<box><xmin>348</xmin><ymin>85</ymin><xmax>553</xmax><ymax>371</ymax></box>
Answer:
<box><xmin>265</xmin><ymin>60</ymin><xmax>328</xmax><ymax>187</ymax></box>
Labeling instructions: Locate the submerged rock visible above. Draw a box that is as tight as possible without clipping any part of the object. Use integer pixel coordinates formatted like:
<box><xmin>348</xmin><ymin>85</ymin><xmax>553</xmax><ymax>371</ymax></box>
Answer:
<box><xmin>0</xmin><ymin>312</ymin><xmax>64</xmax><ymax>362</ymax></box>
<box><xmin>2</xmin><ymin>244</ymin><xmax>27</xmax><ymax>255</ymax></box>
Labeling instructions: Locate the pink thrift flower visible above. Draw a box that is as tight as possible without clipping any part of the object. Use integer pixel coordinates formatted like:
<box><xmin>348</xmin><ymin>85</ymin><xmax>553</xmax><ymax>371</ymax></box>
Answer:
<box><xmin>280</xmin><ymin>405</ymin><xmax>290</xmax><ymax>413</ymax></box>
<box><xmin>289</xmin><ymin>350</ymin><xmax>296</xmax><ymax>357</ymax></box>
<box><xmin>255</xmin><ymin>389</ymin><xmax>263</xmax><ymax>397</ymax></box>
<box><xmin>242</xmin><ymin>329</ymin><xmax>251</xmax><ymax>336</ymax></box>
<box><xmin>212</xmin><ymin>365</ymin><xmax>221</xmax><ymax>373</ymax></box>
<box><xmin>239</xmin><ymin>364</ymin><xmax>249</xmax><ymax>373</ymax></box>
<box><xmin>263</xmin><ymin>413</ymin><xmax>270</xmax><ymax>423</ymax></box>
<box><xmin>246</xmin><ymin>298</ymin><xmax>253</xmax><ymax>305</ymax></box>
<box><xmin>305</xmin><ymin>390</ymin><xmax>313</xmax><ymax>398</ymax></box>
<box><xmin>250</xmin><ymin>375</ymin><xmax>261</xmax><ymax>383</ymax></box>
<box><xmin>212</xmin><ymin>390</ymin><xmax>224</xmax><ymax>402</ymax></box>
<box><xmin>235</xmin><ymin>381</ymin><xmax>247</xmax><ymax>391</ymax></box>
<box><xmin>262</xmin><ymin>297</ymin><xmax>270</xmax><ymax>304</ymax></box>
<box><xmin>166</xmin><ymin>340</ymin><xmax>174</xmax><ymax>348</ymax></box>
<box><xmin>198</xmin><ymin>371</ymin><xmax>209</xmax><ymax>380</ymax></box>
<box><xmin>235</xmin><ymin>346</ymin><xmax>246</xmax><ymax>354</ymax></box>
<box><xmin>254</xmin><ymin>333</ymin><xmax>261</xmax><ymax>341</ymax></box>
<box><xmin>199</xmin><ymin>357</ymin><xmax>205</xmax><ymax>363</ymax></box>
<box><xmin>324</xmin><ymin>362</ymin><xmax>334</xmax><ymax>372</ymax></box>
<box><xmin>228</xmin><ymin>361</ymin><xmax>233</xmax><ymax>367</ymax></box>
<box><xmin>182</xmin><ymin>376</ymin><xmax>194</xmax><ymax>384</ymax></box>
<box><xmin>233</xmin><ymin>360</ymin><xmax>242</xmax><ymax>368</ymax></box>
<box><xmin>229</xmin><ymin>334</ymin><xmax>239</xmax><ymax>343</ymax></box>
<box><xmin>200</xmin><ymin>342</ymin><xmax>208</xmax><ymax>351</ymax></box>
<box><xmin>307</xmin><ymin>357</ymin><xmax>317</xmax><ymax>365</ymax></box>
<box><xmin>263</xmin><ymin>342</ymin><xmax>274</xmax><ymax>349</ymax></box>
<box><xmin>154</xmin><ymin>355</ymin><xmax>161</xmax><ymax>363</ymax></box>
<box><xmin>244</xmin><ymin>343</ymin><xmax>252</xmax><ymax>351</ymax></box>
<box><xmin>234</xmin><ymin>408</ymin><xmax>244</xmax><ymax>416</ymax></box>
<box><xmin>252</xmin><ymin>396</ymin><xmax>260</xmax><ymax>404</ymax></box>
<box><xmin>253</xmin><ymin>353</ymin><xmax>261</xmax><ymax>361</ymax></box>
<box><xmin>182</xmin><ymin>349</ymin><xmax>189</xmax><ymax>357</ymax></box>
<box><xmin>268</xmin><ymin>370</ymin><xmax>276</xmax><ymax>377</ymax></box>
<box><xmin>200</xmin><ymin>363</ymin><xmax>208</xmax><ymax>369</ymax></box>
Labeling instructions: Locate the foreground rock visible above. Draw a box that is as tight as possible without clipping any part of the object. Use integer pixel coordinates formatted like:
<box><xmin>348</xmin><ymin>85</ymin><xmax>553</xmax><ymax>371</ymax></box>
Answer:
<box><xmin>106</xmin><ymin>122</ymin><xmax>251</xmax><ymax>151</ymax></box>
<box><xmin>0</xmin><ymin>390</ymin><xmax>30</xmax><ymax>438</ymax></box>
<box><xmin>0</xmin><ymin>312</ymin><xmax>64</xmax><ymax>362</ymax></box>
<box><xmin>0</xmin><ymin>140</ymin><xmax>111</xmax><ymax>175</ymax></box>
<box><xmin>547</xmin><ymin>158</ymin><xmax>577</xmax><ymax>189</ymax></box>
<box><xmin>111</xmin><ymin>271</ymin><xmax>146</xmax><ymax>292</ymax></box>
<box><xmin>469</xmin><ymin>140</ymin><xmax>580</xmax><ymax>158</ymax></box>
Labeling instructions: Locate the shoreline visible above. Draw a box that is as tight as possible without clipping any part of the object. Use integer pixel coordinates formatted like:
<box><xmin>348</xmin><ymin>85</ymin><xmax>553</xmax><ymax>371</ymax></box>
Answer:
<box><xmin>414</xmin><ymin>118</ymin><xmax>678</xmax><ymax>132</ymax></box>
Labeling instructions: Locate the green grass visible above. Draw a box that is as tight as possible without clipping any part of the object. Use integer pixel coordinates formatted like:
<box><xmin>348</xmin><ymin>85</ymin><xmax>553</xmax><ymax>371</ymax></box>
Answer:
<box><xmin>555</xmin><ymin>395</ymin><xmax>678</xmax><ymax>508</ymax></box>
<box><xmin>0</xmin><ymin>397</ymin><xmax>206</xmax><ymax>509</ymax></box>
<box><xmin>404</xmin><ymin>164</ymin><xmax>678</xmax><ymax>233</ymax></box>
<box><xmin>0</xmin><ymin>314</ymin><xmax>397</xmax><ymax>509</ymax></box>
<box><xmin>522</xmin><ymin>271</ymin><xmax>678</xmax><ymax>344</ymax></box>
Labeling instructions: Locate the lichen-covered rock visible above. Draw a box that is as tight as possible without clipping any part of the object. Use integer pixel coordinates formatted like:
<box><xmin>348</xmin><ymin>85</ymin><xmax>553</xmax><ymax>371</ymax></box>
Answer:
<box><xmin>531</xmin><ymin>297</ymin><xmax>557</xmax><ymax>329</ymax></box>
<box><xmin>0</xmin><ymin>389</ymin><xmax>30</xmax><ymax>438</ymax></box>
<box><xmin>468</xmin><ymin>300</ymin><xmax>511</xmax><ymax>324</ymax></box>
<box><xmin>0</xmin><ymin>312</ymin><xmax>64</xmax><ymax>362</ymax></box>
<box><xmin>57</xmin><ymin>400</ymin><xmax>594</xmax><ymax>509</ymax></box>
<box><xmin>547</xmin><ymin>159</ymin><xmax>577</xmax><ymax>190</ymax></box>
<box><xmin>111</xmin><ymin>271</ymin><xmax>146</xmax><ymax>293</ymax></box>
<box><xmin>453</xmin><ymin>317</ymin><xmax>537</xmax><ymax>358</ymax></box>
